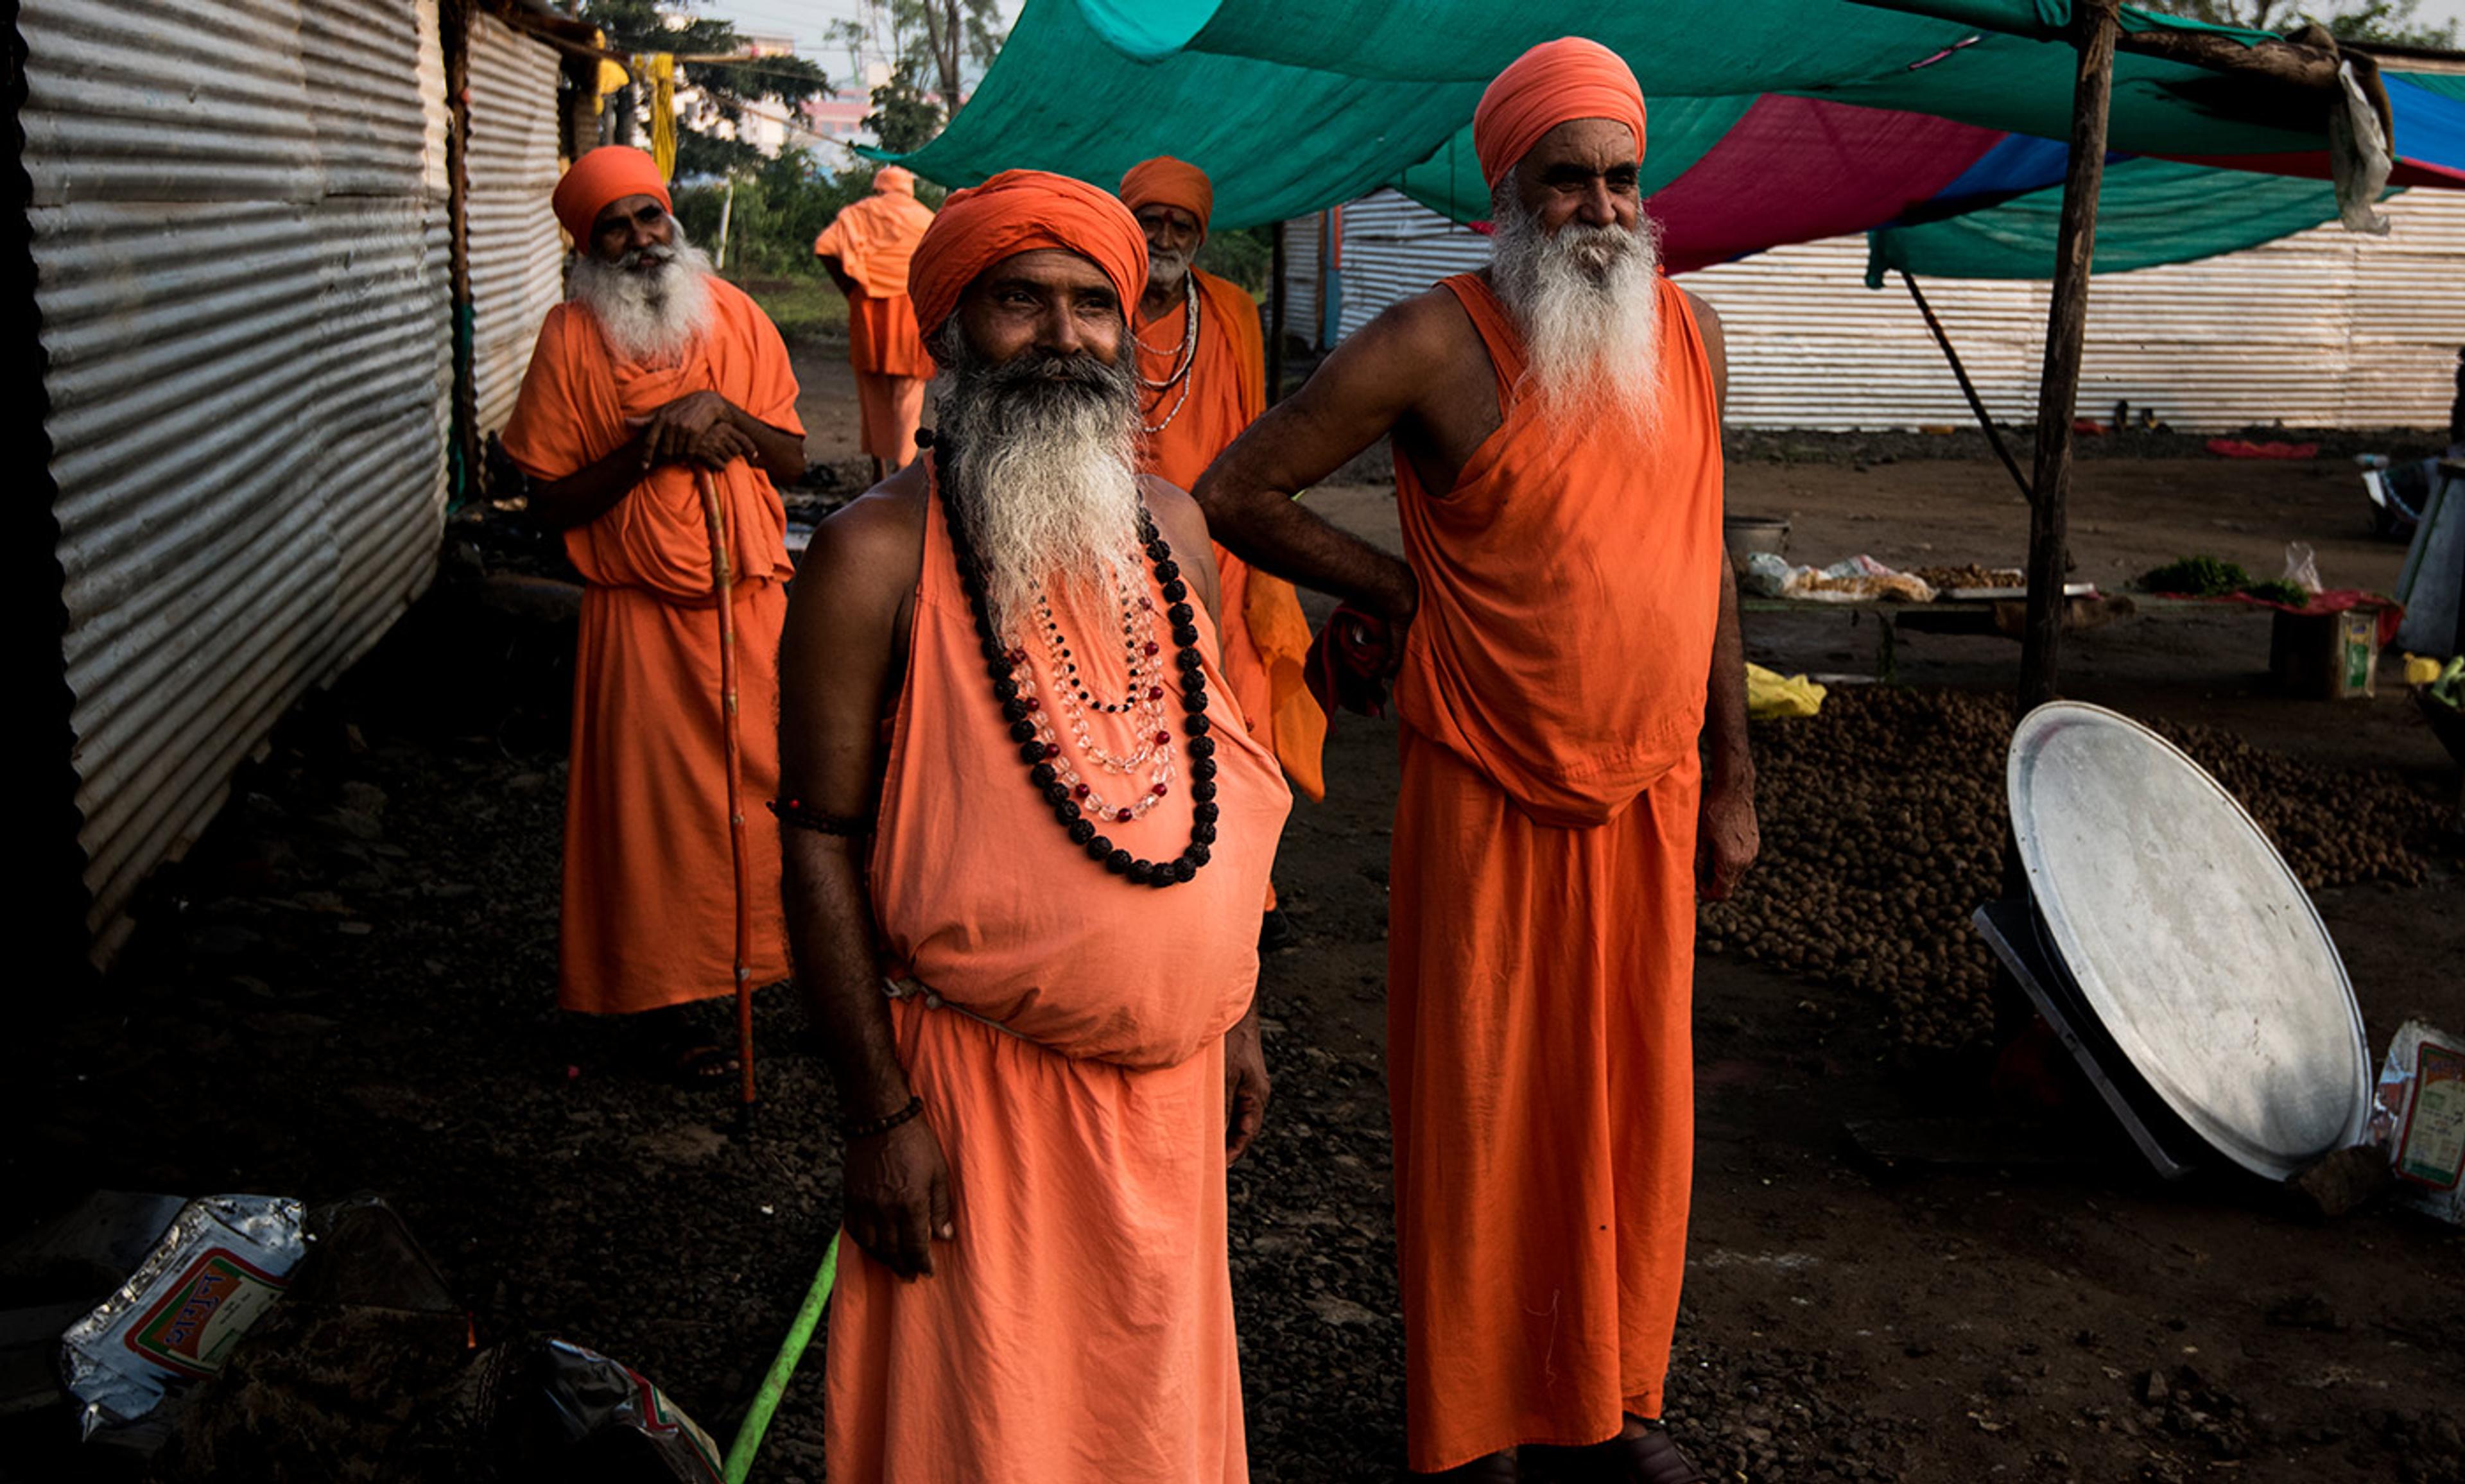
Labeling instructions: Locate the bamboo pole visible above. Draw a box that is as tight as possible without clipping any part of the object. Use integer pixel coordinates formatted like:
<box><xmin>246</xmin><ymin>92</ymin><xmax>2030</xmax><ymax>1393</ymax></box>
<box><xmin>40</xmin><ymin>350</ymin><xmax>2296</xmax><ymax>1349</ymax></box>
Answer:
<box><xmin>1267</xmin><ymin>220</ymin><xmax>1287</xmax><ymax>404</ymax></box>
<box><xmin>2019</xmin><ymin>0</ymin><xmax>2121</xmax><ymax>714</ymax></box>
<box><xmin>697</xmin><ymin>470</ymin><xmax>757</xmax><ymax>1105</ymax></box>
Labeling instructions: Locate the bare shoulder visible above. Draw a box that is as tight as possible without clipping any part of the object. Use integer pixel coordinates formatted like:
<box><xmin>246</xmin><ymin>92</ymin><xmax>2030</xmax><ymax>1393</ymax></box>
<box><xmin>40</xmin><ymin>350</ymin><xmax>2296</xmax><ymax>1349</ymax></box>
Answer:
<box><xmin>1354</xmin><ymin>280</ymin><xmax>1480</xmax><ymax>366</ymax></box>
<box><xmin>1141</xmin><ymin>473</ymin><xmax>1210</xmax><ymax>553</ymax></box>
<box><xmin>1677</xmin><ymin>284</ymin><xmax>1721</xmax><ymax>330</ymax></box>
<box><xmin>800</xmin><ymin>464</ymin><xmax>927</xmax><ymax>607</ymax></box>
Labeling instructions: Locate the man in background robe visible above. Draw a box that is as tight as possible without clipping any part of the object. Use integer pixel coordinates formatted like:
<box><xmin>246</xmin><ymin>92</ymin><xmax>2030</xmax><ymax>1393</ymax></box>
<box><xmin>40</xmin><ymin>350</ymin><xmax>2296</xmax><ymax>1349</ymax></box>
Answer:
<box><xmin>779</xmin><ymin>169</ymin><xmax>1290</xmax><ymax>1483</ymax></box>
<box><xmin>1119</xmin><ymin>157</ymin><xmax>1324</xmax><ymax>941</ymax></box>
<box><xmin>1194</xmin><ymin>39</ymin><xmax>1760</xmax><ymax>1483</ymax></box>
<box><xmin>815</xmin><ymin>165</ymin><xmax>936</xmax><ymax>478</ymax></box>
<box><xmin>502</xmin><ymin>145</ymin><xmax>807</xmax><ymax>1079</ymax></box>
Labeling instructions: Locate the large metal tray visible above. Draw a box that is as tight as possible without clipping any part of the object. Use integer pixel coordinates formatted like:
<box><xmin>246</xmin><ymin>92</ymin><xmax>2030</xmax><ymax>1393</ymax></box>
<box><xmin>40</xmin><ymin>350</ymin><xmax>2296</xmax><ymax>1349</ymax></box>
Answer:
<box><xmin>2007</xmin><ymin>702</ymin><xmax>2371</xmax><ymax>1179</ymax></box>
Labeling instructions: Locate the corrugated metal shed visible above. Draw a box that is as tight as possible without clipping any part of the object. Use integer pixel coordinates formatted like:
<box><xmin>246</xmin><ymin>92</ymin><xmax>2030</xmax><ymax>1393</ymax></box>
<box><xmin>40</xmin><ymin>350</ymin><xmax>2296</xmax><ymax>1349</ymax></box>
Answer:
<box><xmin>1277</xmin><ymin>210</ymin><xmax>1321</xmax><ymax>350</ymax></box>
<box><xmin>1305</xmin><ymin>187</ymin><xmax>2465</xmax><ymax>430</ymax></box>
<box><xmin>23</xmin><ymin>0</ymin><xmax>451</xmax><ymax>963</ymax></box>
<box><xmin>466</xmin><ymin>8</ymin><xmax>564</xmax><ymax>438</ymax></box>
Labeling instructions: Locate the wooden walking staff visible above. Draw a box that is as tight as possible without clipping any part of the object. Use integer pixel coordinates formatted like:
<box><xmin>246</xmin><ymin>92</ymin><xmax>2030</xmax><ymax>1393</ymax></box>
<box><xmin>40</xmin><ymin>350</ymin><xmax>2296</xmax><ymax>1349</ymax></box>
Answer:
<box><xmin>2019</xmin><ymin>0</ymin><xmax>2121</xmax><ymax>713</ymax></box>
<box><xmin>696</xmin><ymin>469</ymin><xmax>759</xmax><ymax>1105</ymax></box>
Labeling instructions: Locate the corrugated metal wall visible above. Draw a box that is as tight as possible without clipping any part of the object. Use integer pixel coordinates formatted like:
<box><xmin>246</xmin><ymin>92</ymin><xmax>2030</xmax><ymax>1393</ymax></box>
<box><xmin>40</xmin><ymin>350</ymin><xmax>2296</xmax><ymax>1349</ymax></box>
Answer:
<box><xmin>22</xmin><ymin>0</ymin><xmax>452</xmax><ymax>963</ymax></box>
<box><xmin>466</xmin><ymin>9</ymin><xmax>564</xmax><ymax>438</ymax></box>
<box><xmin>1302</xmin><ymin>186</ymin><xmax>2465</xmax><ymax>430</ymax></box>
<box><xmin>1277</xmin><ymin>210</ymin><xmax>1321</xmax><ymax>350</ymax></box>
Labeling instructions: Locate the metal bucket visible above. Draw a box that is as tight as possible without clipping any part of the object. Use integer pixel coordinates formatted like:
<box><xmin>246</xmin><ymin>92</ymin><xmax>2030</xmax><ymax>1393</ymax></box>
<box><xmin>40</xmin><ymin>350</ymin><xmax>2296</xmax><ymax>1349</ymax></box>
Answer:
<box><xmin>1723</xmin><ymin>515</ymin><xmax>1790</xmax><ymax>572</ymax></box>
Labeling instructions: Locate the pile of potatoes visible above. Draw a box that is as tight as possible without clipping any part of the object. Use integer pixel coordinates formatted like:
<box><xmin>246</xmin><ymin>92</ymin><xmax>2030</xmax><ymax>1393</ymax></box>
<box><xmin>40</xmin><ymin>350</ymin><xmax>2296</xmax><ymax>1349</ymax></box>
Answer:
<box><xmin>1699</xmin><ymin>688</ymin><xmax>2438</xmax><ymax>1050</ymax></box>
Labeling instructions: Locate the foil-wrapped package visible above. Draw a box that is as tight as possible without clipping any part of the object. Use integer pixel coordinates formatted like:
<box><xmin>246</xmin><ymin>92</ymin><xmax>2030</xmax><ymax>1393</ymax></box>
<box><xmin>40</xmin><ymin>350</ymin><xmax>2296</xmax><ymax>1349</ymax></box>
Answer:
<box><xmin>59</xmin><ymin>1194</ymin><xmax>306</xmax><ymax>1435</ymax></box>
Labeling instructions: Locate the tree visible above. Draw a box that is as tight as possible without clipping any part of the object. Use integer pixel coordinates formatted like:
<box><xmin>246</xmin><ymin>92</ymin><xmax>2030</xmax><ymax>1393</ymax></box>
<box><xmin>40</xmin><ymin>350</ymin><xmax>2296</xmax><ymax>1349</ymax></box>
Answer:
<box><xmin>2147</xmin><ymin>0</ymin><xmax>2459</xmax><ymax>46</ymax></box>
<box><xmin>828</xmin><ymin>0</ymin><xmax>1007</xmax><ymax>144</ymax></box>
<box><xmin>865</xmin><ymin>59</ymin><xmax>946</xmax><ymax>154</ymax></box>
<box><xmin>579</xmin><ymin>0</ymin><xmax>832</xmax><ymax>173</ymax></box>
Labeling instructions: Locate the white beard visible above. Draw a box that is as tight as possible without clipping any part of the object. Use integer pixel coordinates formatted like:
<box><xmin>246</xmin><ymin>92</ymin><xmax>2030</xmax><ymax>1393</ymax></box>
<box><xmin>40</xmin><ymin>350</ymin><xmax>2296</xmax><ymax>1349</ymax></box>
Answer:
<box><xmin>1145</xmin><ymin>248</ymin><xmax>1192</xmax><ymax>299</ymax></box>
<box><xmin>933</xmin><ymin>324</ymin><xmax>1147</xmax><ymax>639</ymax></box>
<box><xmin>567</xmin><ymin>226</ymin><xmax>716</xmax><ymax>364</ymax></box>
<box><xmin>1489</xmin><ymin>186</ymin><xmax>1665</xmax><ymax>442</ymax></box>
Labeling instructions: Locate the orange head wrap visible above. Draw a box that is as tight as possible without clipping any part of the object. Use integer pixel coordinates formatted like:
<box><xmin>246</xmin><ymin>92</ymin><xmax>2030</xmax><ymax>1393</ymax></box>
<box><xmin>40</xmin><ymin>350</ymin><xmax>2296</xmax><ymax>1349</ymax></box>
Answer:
<box><xmin>1118</xmin><ymin>157</ymin><xmax>1215</xmax><ymax>231</ymax></box>
<box><xmin>874</xmin><ymin>164</ymin><xmax>918</xmax><ymax>196</ymax></box>
<box><xmin>1471</xmin><ymin>37</ymin><xmax>1648</xmax><ymax>193</ymax></box>
<box><xmin>552</xmin><ymin>145</ymin><xmax>672</xmax><ymax>246</ymax></box>
<box><xmin>908</xmin><ymin>169</ymin><xmax>1149</xmax><ymax>359</ymax></box>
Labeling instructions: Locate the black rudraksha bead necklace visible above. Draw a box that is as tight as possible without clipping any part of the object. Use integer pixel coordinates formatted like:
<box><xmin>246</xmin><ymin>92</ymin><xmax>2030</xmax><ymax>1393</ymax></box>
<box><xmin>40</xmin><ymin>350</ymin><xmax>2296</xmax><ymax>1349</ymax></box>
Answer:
<box><xmin>935</xmin><ymin>455</ymin><xmax>1220</xmax><ymax>888</ymax></box>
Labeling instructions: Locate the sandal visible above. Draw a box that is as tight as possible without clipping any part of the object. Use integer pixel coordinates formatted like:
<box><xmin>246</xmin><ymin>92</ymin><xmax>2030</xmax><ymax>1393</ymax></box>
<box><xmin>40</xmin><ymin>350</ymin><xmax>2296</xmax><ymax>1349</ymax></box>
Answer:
<box><xmin>1522</xmin><ymin>1419</ymin><xmax>1705</xmax><ymax>1484</ymax></box>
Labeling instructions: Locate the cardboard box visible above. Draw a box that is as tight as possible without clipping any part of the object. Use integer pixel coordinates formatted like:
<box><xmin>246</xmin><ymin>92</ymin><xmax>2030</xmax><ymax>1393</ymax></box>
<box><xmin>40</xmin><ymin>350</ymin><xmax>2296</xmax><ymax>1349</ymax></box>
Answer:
<box><xmin>2269</xmin><ymin>607</ymin><xmax>2380</xmax><ymax>700</ymax></box>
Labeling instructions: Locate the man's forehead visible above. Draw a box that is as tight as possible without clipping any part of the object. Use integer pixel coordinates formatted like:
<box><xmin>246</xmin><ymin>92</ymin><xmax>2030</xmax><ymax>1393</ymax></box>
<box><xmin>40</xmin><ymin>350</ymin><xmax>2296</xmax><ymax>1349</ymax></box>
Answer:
<box><xmin>969</xmin><ymin>247</ymin><xmax>1117</xmax><ymax>293</ymax></box>
<box><xmin>1522</xmin><ymin>117</ymin><xmax>1641</xmax><ymax>173</ymax></box>
<box><xmin>1134</xmin><ymin>203</ymin><xmax>1202</xmax><ymax>232</ymax></box>
<box><xmin>593</xmin><ymin>192</ymin><xmax>664</xmax><ymax>230</ymax></box>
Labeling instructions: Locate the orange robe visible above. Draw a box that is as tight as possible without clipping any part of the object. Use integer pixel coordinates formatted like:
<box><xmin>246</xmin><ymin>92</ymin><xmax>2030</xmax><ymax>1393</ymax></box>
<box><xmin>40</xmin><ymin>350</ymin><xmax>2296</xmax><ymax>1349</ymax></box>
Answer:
<box><xmin>1387</xmin><ymin>273</ymin><xmax>1724</xmax><ymax>1471</ymax></box>
<box><xmin>826</xmin><ymin>488</ymin><xmax>1290</xmax><ymax>1482</ymax></box>
<box><xmin>816</xmin><ymin>190</ymin><xmax>936</xmax><ymax>468</ymax></box>
<box><xmin>1135</xmin><ymin>269</ymin><xmax>1326</xmax><ymax>803</ymax></box>
<box><xmin>500</xmin><ymin>279</ymin><xmax>803</xmax><ymax>1015</ymax></box>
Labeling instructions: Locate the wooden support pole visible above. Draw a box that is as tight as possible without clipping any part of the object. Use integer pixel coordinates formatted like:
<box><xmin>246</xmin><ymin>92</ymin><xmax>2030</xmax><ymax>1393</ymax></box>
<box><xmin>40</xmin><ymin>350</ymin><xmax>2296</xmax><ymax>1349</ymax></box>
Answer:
<box><xmin>2019</xmin><ymin>0</ymin><xmax>2120</xmax><ymax>714</ymax></box>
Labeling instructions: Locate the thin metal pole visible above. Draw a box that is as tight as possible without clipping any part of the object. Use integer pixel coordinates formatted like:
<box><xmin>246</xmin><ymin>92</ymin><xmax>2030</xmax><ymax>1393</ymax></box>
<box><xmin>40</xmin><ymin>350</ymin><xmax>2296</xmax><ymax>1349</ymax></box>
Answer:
<box><xmin>1901</xmin><ymin>271</ymin><xmax>2032</xmax><ymax>504</ymax></box>
<box><xmin>1267</xmin><ymin>219</ymin><xmax>1287</xmax><ymax>403</ymax></box>
<box><xmin>2020</xmin><ymin>0</ymin><xmax>2121</xmax><ymax>714</ymax></box>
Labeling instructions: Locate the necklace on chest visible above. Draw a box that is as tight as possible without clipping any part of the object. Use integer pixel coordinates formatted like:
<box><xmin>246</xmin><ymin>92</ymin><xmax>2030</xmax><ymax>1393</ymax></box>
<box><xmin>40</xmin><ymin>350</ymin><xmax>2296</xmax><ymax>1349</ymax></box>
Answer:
<box><xmin>937</xmin><ymin>459</ymin><xmax>1222</xmax><ymax>889</ymax></box>
<box><xmin>1135</xmin><ymin>274</ymin><xmax>1202</xmax><ymax>437</ymax></box>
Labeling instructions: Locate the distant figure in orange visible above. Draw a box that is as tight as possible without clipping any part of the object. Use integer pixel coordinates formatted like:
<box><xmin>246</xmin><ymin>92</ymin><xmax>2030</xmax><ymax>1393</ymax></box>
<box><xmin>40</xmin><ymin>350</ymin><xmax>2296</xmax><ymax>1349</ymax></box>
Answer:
<box><xmin>1196</xmin><ymin>39</ymin><xmax>1760</xmax><ymax>1482</ymax></box>
<box><xmin>815</xmin><ymin>166</ymin><xmax>936</xmax><ymax>478</ymax></box>
<box><xmin>502</xmin><ymin>146</ymin><xmax>806</xmax><ymax>1083</ymax></box>
<box><xmin>1119</xmin><ymin>157</ymin><xmax>1324</xmax><ymax>945</ymax></box>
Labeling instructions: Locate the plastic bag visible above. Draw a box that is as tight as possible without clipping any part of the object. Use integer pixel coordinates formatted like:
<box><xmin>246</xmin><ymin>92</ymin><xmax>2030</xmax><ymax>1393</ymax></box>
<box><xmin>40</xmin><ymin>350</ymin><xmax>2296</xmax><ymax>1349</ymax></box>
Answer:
<box><xmin>2373</xmin><ymin>1021</ymin><xmax>2464</xmax><ymax>1226</ymax></box>
<box><xmin>60</xmin><ymin>1195</ymin><xmax>306</xmax><ymax>1435</ymax></box>
<box><xmin>1746</xmin><ymin>663</ymin><xmax>1826</xmax><ymax>720</ymax></box>
<box><xmin>2281</xmin><ymin>541</ymin><xmax>2324</xmax><ymax>596</ymax></box>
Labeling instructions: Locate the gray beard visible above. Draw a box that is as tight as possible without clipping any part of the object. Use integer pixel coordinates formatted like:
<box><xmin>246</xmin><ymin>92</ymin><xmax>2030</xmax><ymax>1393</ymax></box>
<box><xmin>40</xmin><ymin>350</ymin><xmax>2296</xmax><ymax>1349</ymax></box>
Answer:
<box><xmin>930</xmin><ymin>320</ymin><xmax>1146</xmax><ymax>639</ymax></box>
<box><xmin>567</xmin><ymin>226</ymin><xmax>716</xmax><ymax>363</ymax></box>
<box><xmin>1489</xmin><ymin>185</ymin><xmax>1665</xmax><ymax>442</ymax></box>
<box><xmin>1145</xmin><ymin>248</ymin><xmax>1192</xmax><ymax>299</ymax></box>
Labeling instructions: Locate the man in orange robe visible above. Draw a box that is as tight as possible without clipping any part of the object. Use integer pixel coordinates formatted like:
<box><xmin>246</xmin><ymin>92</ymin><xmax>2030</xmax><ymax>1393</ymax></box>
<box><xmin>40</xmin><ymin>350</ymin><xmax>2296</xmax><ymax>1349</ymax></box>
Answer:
<box><xmin>777</xmin><ymin>169</ymin><xmax>1290</xmax><ymax>1483</ymax></box>
<box><xmin>1195</xmin><ymin>40</ymin><xmax>1760</xmax><ymax>1482</ymax></box>
<box><xmin>502</xmin><ymin>146</ymin><xmax>807</xmax><ymax>1078</ymax></box>
<box><xmin>1118</xmin><ymin>159</ymin><xmax>1326</xmax><ymax>884</ymax></box>
<box><xmin>815</xmin><ymin>165</ymin><xmax>935</xmax><ymax>478</ymax></box>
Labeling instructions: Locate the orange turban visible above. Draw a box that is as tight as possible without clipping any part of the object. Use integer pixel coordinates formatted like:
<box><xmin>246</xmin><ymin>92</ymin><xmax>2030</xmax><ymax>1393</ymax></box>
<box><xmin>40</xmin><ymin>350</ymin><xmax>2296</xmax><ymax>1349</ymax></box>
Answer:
<box><xmin>874</xmin><ymin>164</ymin><xmax>917</xmax><ymax>196</ymax></box>
<box><xmin>1119</xmin><ymin>157</ymin><xmax>1215</xmax><ymax>230</ymax></box>
<box><xmin>908</xmin><ymin>169</ymin><xmax>1149</xmax><ymax>356</ymax></box>
<box><xmin>1471</xmin><ymin>37</ymin><xmax>1648</xmax><ymax>191</ymax></box>
<box><xmin>552</xmin><ymin>145</ymin><xmax>672</xmax><ymax>246</ymax></box>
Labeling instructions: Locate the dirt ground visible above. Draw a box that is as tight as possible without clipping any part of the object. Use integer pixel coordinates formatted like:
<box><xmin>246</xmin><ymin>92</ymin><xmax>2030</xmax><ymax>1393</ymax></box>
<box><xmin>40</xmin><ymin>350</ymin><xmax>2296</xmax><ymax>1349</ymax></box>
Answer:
<box><xmin>8</xmin><ymin>340</ymin><xmax>2461</xmax><ymax>1483</ymax></box>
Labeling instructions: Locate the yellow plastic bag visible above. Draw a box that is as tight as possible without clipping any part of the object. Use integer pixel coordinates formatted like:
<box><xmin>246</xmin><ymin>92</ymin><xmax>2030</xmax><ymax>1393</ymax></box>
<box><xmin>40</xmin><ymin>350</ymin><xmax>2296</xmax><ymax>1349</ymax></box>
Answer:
<box><xmin>1746</xmin><ymin>662</ymin><xmax>1826</xmax><ymax>720</ymax></box>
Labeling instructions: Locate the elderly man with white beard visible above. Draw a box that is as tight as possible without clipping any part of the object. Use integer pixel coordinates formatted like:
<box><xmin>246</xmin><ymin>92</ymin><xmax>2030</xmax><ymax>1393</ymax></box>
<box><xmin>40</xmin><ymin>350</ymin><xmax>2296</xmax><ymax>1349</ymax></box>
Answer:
<box><xmin>501</xmin><ymin>146</ymin><xmax>807</xmax><ymax>1081</ymax></box>
<box><xmin>1194</xmin><ymin>39</ymin><xmax>1758</xmax><ymax>1484</ymax></box>
<box><xmin>776</xmin><ymin>170</ymin><xmax>1289</xmax><ymax>1483</ymax></box>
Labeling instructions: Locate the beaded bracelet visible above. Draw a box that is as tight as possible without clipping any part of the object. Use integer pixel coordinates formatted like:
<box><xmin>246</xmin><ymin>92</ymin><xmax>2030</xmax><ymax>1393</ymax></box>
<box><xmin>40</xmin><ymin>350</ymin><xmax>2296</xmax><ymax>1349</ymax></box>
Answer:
<box><xmin>843</xmin><ymin>1094</ymin><xmax>924</xmax><ymax>1141</ymax></box>
<box><xmin>770</xmin><ymin>797</ymin><xmax>875</xmax><ymax>837</ymax></box>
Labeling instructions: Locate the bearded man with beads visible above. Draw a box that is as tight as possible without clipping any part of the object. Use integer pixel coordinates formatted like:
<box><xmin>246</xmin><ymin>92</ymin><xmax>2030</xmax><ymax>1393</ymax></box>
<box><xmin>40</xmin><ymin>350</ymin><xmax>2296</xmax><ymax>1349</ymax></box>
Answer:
<box><xmin>775</xmin><ymin>169</ymin><xmax>1290</xmax><ymax>1484</ymax></box>
<box><xmin>1118</xmin><ymin>159</ymin><xmax>1326</xmax><ymax>909</ymax></box>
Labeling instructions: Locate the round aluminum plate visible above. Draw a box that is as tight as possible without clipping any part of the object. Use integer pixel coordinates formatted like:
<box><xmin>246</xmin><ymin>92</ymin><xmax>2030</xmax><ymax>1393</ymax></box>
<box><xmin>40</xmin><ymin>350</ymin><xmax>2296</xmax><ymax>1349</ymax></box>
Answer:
<box><xmin>2008</xmin><ymin>702</ymin><xmax>2371</xmax><ymax>1179</ymax></box>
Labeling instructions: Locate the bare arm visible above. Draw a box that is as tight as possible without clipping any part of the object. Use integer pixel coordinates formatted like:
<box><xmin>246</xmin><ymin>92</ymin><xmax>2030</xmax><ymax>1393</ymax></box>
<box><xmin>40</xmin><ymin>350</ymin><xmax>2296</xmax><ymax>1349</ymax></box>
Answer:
<box><xmin>777</xmin><ymin>479</ymin><xmax>950</xmax><ymax>1277</ymax></box>
<box><xmin>1684</xmin><ymin>287</ymin><xmax>1759</xmax><ymax>898</ymax></box>
<box><xmin>818</xmin><ymin>252</ymin><xmax>860</xmax><ymax>297</ymax></box>
<box><xmin>528</xmin><ymin>430</ymin><xmax>650</xmax><ymax>531</ymax></box>
<box><xmin>1191</xmin><ymin>295</ymin><xmax>1464</xmax><ymax>632</ymax></box>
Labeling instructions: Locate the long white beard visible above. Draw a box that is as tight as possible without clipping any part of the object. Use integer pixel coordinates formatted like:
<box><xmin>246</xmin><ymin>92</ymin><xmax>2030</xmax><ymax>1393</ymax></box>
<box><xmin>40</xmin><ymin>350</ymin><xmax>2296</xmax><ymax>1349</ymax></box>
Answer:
<box><xmin>933</xmin><ymin>324</ymin><xmax>1146</xmax><ymax>639</ymax></box>
<box><xmin>1146</xmin><ymin>248</ymin><xmax>1192</xmax><ymax>299</ymax></box>
<box><xmin>1489</xmin><ymin>187</ymin><xmax>1665</xmax><ymax>442</ymax></box>
<box><xmin>567</xmin><ymin>227</ymin><xmax>716</xmax><ymax>364</ymax></box>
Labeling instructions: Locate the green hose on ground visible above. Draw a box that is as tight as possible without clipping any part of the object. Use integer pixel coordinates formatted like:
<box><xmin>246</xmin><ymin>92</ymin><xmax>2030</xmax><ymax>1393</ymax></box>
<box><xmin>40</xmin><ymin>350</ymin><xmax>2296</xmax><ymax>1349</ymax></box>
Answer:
<box><xmin>723</xmin><ymin>1231</ymin><xmax>841</xmax><ymax>1484</ymax></box>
